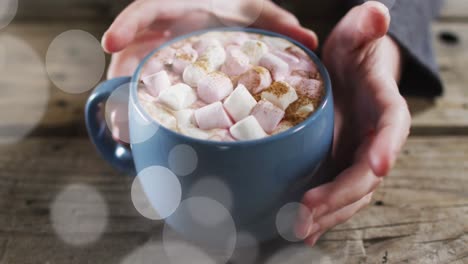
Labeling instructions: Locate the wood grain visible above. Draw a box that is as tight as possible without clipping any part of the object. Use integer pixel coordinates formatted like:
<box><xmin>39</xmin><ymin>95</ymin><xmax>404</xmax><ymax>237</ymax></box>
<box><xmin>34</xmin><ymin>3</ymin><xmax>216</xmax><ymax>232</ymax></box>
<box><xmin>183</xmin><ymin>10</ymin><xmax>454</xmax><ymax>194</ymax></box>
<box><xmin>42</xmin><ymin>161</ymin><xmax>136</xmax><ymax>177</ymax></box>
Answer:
<box><xmin>0</xmin><ymin>137</ymin><xmax>466</xmax><ymax>263</ymax></box>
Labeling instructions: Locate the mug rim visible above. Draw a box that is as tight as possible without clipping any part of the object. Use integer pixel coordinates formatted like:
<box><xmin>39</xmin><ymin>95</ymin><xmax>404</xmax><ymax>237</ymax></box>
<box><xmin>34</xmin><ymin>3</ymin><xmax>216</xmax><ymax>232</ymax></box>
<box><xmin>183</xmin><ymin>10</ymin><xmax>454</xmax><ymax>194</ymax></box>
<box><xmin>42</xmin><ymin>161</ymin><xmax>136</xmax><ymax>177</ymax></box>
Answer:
<box><xmin>130</xmin><ymin>27</ymin><xmax>333</xmax><ymax>147</ymax></box>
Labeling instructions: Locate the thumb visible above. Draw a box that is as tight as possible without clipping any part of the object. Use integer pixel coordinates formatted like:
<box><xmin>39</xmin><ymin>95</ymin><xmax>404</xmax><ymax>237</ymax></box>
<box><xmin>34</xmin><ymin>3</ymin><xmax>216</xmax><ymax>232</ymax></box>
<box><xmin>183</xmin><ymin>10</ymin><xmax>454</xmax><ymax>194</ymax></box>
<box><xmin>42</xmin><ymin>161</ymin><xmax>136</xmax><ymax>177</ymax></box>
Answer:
<box><xmin>329</xmin><ymin>1</ymin><xmax>390</xmax><ymax>52</ymax></box>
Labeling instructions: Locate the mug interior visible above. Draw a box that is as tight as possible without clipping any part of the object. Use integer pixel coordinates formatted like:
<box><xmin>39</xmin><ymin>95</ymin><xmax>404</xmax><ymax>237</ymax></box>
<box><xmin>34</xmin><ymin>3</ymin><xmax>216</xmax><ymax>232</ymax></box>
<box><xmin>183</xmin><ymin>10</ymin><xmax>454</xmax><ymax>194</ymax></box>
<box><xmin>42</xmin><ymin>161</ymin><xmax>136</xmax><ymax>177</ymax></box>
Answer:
<box><xmin>130</xmin><ymin>27</ymin><xmax>332</xmax><ymax>146</ymax></box>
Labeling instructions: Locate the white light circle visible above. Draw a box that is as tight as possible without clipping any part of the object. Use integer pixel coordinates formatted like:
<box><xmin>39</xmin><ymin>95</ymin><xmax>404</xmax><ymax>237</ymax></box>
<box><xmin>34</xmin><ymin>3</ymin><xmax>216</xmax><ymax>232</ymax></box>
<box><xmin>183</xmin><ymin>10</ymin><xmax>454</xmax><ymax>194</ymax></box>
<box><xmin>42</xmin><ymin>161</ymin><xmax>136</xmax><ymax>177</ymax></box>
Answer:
<box><xmin>0</xmin><ymin>34</ymin><xmax>49</xmax><ymax>145</ymax></box>
<box><xmin>168</xmin><ymin>144</ymin><xmax>198</xmax><ymax>176</ymax></box>
<box><xmin>120</xmin><ymin>242</ymin><xmax>169</xmax><ymax>264</ymax></box>
<box><xmin>0</xmin><ymin>0</ymin><xmax>18</xmax><ymax>30</ymax></box>
<box><xmin>276</xmin><ymin>202</ymin><xmax>310</xmax><ymax>242</ymax></box>
<box><xmin>229</xmin><ymin>232</ymin><xmax>259</xmax><ymax>264</ymax></box>
<box><xmin>162</xmin><ymin>197</ymin><xmax>237</xmax><ymax>263</ymax></box>
<box><xmin>164</xmin><ymin>240</ymin><xmax>217</xmax><ymax>264</ymax></box>
<box><xmin>188</xmin><ymin>177</ymin><xmax>233</xmax><ymax>211</ymax></box>
<box><xmin>46</xmin><ymin>30</ymin><xmax>105</xmax><ymax>94</ymax></box>
<box><xmin>131</xmin><ymin>166</ymin><xmax>182</xmax><ymax>220</ymax></box>
<box><xmin>50</xmin><ymin>184</ymin><xmax>108</xmax><ymax>246</ymax></box>
<box><xmin>210</xmin><ymin>0</ymin><xmax>264</xmax><ymax>27</ymax></box>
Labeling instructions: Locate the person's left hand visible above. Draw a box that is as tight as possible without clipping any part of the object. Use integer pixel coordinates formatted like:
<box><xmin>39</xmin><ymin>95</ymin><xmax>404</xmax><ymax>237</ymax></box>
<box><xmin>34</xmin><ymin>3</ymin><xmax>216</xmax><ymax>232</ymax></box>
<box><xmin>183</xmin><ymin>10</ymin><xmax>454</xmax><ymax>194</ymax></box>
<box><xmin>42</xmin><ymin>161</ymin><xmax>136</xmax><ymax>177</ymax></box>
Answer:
<box><xmin>295</xmin><ymin>1</ymin><xmax>411</xmax><ymax>246</ymax></box>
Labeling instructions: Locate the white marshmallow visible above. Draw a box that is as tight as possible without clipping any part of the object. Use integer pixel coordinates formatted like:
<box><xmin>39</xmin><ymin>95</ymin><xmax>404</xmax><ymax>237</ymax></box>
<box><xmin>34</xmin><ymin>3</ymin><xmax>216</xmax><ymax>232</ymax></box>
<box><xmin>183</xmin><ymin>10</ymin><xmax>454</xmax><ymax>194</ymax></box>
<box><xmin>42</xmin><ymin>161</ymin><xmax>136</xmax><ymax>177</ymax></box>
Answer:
<box><xmin>197</xmin><ymin>72</ymin><xmax>233</xmax><ymax>103</ymax></box>
<box><xmin>141</xmin><ymin>102</ymin><xmax>177</xmax><ymax>131</ymax></box>
<box><xmin>263</xmin><ymin>36</ymin><xmax>293</xmax><ymax>51</ymax></box>
<box><xmin>221</xmin><ymin>49</ymin><xmax>250</xmax><ymax>76</ymax></box>
<box><xmin>237</xmin><ymin>66</ymin><xmax>272</xmax><ymax>94</ymax></box>
<box><xmin>174</xmin><ymin>109</ymin><xmax>196</xmax><ymax>128</ymax></box>
<box><xmin>241</xmin><ymin>40</ymin><xmax>269</xmax><ymax>64</ymax></box>
<box><xmin>261</xmin><ymin>81</ymin><xmax>298</xmax><ymax>110</ymax></box>
<box><xmin>157</xmin><ymin>83</ymin><xmax>197</xmax><ymax>110</ymax></box>
<box><xmin>297</xmin><ymin>103</ymin><xmax>315</xmax><ymax>115</ymax></box>
<box><xmin>183</xmin><ymin>62</ymin><xmax>209</xmax><ymax>87</ymax></box>
<box><xmin>199</xmin><ymin>43</ymin><xmax>226</xmax><ymax>70</ymax></box>
<box><xmin>230</xmin><ymin>116</ymin><xmax>267</xmax><ymax>141</ymax></box>
<box><xmin>141</xmin><ymin>70</ymin><xmax>171</xmax><ymax>97</ymax></box>
<box><xmin>223</xmin><ymin>84</ymin><xmax>257</xmax><ymax>122</ymax></box>
<box><xmin>179</xmin><ymin>126</ymin><xmax>212</xmax><ymax>140</ymax></box>
<box><xmin>259</xmin><ymin>53</ymin><xmax>290</xmax><ymax>81</ymax></box>
<box><xmin>272</xmin><ymin>121</ymin><xmax>293</xmax><ymax>135</ymax></box>
<box><xmin>193</xmin><ymin>38</ymin><xmax>222</xmax><ymax>54</ymax></box>
<box><xmin>194</xmin><ymin>102</ymin><xmax>233</xmax><ymax>130</ymax></box>
<box><xmin>172</xmin><ymin>45</ymin><xmax>198</xmax><ymax>74</ymax></box>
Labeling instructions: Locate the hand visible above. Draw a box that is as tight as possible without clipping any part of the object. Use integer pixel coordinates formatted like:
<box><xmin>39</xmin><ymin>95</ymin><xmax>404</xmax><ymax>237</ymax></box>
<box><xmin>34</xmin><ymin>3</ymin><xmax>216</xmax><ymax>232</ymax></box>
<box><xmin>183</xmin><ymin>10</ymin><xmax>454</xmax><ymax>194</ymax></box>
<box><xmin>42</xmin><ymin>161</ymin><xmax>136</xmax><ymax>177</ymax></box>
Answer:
<box><xmin>295</xmin><ymin>1</ymin><xmax>411</xmax><ymax>246</ymax></box>
<box><xmin>102</xmin><ymin>0</ymin><xmax>318</xmax><ymax>78</ymax></box>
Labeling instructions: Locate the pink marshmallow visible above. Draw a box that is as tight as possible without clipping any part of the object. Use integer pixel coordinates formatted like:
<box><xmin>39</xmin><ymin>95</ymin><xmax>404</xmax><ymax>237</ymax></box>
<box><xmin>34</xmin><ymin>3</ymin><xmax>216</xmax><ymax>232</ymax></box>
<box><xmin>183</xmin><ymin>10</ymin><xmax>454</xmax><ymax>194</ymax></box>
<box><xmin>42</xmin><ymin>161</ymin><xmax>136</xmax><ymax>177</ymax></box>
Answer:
<box><xmin>172</xmin><ymin>44</ymin><xmax>198</xmax><ymax>74</ymax></box>
<box><xmin>141</xmin><ymin>70</ymin><xmax>171</xmax><ymax>97</ymax></box>
<box><xmin>287</xmin><ymin>77</ymin><xmax>322</xmax><ymax>99</ymax></box>
<box><xmin>272</xmin><ymin>50</ymin><xmax>300</xmax><ymax>65</ymax></box>
<box><xmin>194</xmin><ymin>102</ymin><xmax>233</xmax><ymax>130</ymax></box>
<box><xmin>197</xmin><ymin>72</ymin><xmax>233</xmax><ymax>103</ymax></box>
<box><xmin>221</xmin><ymin>49</ymin><xmax>250</xmax><ymax>76</ymax></box>
<box><xmin>237</xmin><ymin>66</ymin><xmax>272</xmax><ymax>94</ymax></box>
<box><xmin>251</xmin><ymin>100</ymin><xmax>285</xmax><ymax>133</ymax></box>
<box><xmin>259</xmin><ymin>53</ymin><xmax>290</xmax><ymax>81</ymax></box>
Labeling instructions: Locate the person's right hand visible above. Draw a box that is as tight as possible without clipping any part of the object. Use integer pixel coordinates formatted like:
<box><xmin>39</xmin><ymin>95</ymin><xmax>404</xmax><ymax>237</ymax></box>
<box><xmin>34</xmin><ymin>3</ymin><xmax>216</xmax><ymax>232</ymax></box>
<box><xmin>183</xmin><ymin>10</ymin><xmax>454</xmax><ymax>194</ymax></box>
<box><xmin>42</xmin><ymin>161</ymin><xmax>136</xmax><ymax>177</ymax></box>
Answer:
<box><xmin>102</xmin><ymin>0</ymin><xmax>318</xmax><ymax>79</ymax></box>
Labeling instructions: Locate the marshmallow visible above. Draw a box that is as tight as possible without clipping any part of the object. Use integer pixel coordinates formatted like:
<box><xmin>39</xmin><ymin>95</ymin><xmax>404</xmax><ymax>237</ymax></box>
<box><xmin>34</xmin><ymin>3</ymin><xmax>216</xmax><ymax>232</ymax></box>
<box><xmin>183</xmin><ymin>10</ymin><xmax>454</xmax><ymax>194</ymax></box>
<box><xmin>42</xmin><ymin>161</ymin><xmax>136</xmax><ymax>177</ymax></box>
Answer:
<box><xmin>199</xmin><ymin>43</ymin><xmax>226</xmax><ymax>70</ymax></box>
<box><xmin>194</xmin><ymin>102</ymin><xmax>233</xmax><ymax>130</ymax></box>
<box><xmin>183</xmin><ymin>62</ymin><xmax>209</xmax><ymax>87</ymax></box>
<box><xmin>285</xmin><ymin>97</ymin><xmax>315</xmax><ymax>125</ymax></box>
<box><xmin>141</xmin><ymin>70</ymin><xmax>171</xmax><ymax>97</ymax></box>
<box><xmin>158</xmin><ymin>83</ymin><xmax>197</xmax><ymax>110</ymax></box>
<box><xmin>251</xmin><ymin>100</ymin><xmax>285</xmax><ymax>133</ymax></box>
<box><xmin>223</xmin><ymin>84</ymin><xmax>257</xmax><ymax>122</ymax></box>
<box><xmin>193</xmin><ymin>38</ymin><xmax>222</xmax><ymax>54</ymax></box>
<box><xmin>141</xmin><ymin>60</ymin><xmax>165</xmax><ymax>78</ymax></box>
<box><xmin>142</xmin><ymin>102</ymin><xmax>177</xmax><ymax>131</ymax></box>
<box><xmin>261</xmin><ymin>81</ymin><xmax>298</xmax><ymax>110</ymax></box>
<box><xmin>172</xmin><ymin>45</ymin><xmax>198</xmax><ymax>74</ymax></box>
<box><xmin>272</xmin><ymin>121</ymin><xmax>293</xmax><ymax>135</ymax></box>
<box><xmin>259</xmin><ymin>53</ymin><xmax>290</xmax><ymax>81</ymax></box>
<box><xmin>226</xmin><ymin>32</ymin><xmax>249</xmax><ymax>46</ymax></box>
<box><xmin>179</xmin><ymin>126</ymin><xmax>212</xmax><ymax>140</ymax></box>
<box><xmin>230</xmin><ymin>116</ymin><xmax>267</xmax><ymax>141</ymax></box>
<box><xmin>263</xmin><ymin>36</ymin><xmax>293</xmax><ymax>51</ymax></box>
<box><xmin>174</xmin><ymin>109</ymin><xmax>196</xmax><ymax>128</ymax></box>
<box><xmin>155</xmin><ymin>47</ymin><xmax>176</xmax><ymax>65</ymax></box>
<box><xmin>208</xmin><ymin>129</ymin><xmax>233</xmax><ymax>141</ymax></box>
<box><xmin>272</xmin><ymin>50</ymin><xmax>300</xmax><ymax>65</ymax></box>
<box><xmin>197</xmin><ymin>71</ymin><xmax>234</xmax><ymax>103</ymax></box>
<box><xmin>237</xmin><ymin>66</ymin><xmax>272</xmax><ymax>94</ymax></box>
<box><xmin>296</xmin><ymin>78</ymin><xmax>322</xmax><ymax>99</ymax></box>
<box><xmin>221</xmin><ymin>49</ymin><xmax>250</xmax><ymax>76</ymax></box>
<box><xmin>241</xmin><ymin>40</ymin><xmax>269</xmax><ymax>64</ymax></box>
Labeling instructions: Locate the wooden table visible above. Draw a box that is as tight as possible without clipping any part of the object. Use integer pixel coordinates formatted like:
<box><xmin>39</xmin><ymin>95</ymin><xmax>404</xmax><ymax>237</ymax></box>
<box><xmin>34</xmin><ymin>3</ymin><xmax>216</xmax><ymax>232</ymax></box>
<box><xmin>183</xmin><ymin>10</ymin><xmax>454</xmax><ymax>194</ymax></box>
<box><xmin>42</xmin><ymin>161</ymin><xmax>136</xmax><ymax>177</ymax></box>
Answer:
<box><xmin>0</xmin><ymin>1</ymin><xmax>467</xmax><ymax>263</ymax></box>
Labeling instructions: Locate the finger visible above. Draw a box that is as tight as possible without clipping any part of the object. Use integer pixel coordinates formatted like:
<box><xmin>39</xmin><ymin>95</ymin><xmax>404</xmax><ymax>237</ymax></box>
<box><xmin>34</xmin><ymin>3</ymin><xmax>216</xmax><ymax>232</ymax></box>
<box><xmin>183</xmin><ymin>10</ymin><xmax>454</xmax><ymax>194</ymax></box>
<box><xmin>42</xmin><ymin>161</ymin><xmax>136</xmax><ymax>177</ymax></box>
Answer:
<box><xmin>369</xmin><ymin>84</ymin><xmax>411</xmax><ymax>176</ymax></box>
<box><xmin>302</xmin><ymin>157</ymin><xmax>381</xmax><ymax>222</ymax></box>
<box><xmin>254</xmin><ymin>1</ymin><xmax>318</xmax><ymax>50</ymax></box>
<box><xmin>328</xmin><ymin>1</ymin><xmax>390</xmax><ymax>52</ymax></box>
<box><xmin>103</xmin><ymin>0</ymin><xmax>208</xmax><ymax>53</ymax></box>
<box><xmin>305</xmin><ymin>192</ymin><xmax>374</xmax><ymax>246</ymax></box>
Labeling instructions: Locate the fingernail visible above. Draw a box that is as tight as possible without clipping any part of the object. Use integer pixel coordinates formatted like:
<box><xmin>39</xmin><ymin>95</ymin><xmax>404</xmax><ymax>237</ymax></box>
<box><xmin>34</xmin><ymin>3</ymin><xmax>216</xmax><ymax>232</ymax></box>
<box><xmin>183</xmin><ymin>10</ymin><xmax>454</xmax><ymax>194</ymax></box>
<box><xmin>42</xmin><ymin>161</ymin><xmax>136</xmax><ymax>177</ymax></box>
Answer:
<box><xmin>309</xmin><ymin>231</ymin><xmax>322</xmax><ymax>246</ymax></box>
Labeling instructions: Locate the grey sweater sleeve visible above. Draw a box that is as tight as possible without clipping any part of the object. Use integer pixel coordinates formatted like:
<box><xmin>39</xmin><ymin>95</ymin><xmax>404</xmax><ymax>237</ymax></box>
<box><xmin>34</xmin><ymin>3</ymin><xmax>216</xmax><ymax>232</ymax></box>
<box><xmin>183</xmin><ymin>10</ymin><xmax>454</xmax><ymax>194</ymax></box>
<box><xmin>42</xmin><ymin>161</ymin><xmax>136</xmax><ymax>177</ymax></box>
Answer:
<box><xmin>353</xmin><ymin>0</ymin><xmax>444</xmax><ymax>96</ymax></box>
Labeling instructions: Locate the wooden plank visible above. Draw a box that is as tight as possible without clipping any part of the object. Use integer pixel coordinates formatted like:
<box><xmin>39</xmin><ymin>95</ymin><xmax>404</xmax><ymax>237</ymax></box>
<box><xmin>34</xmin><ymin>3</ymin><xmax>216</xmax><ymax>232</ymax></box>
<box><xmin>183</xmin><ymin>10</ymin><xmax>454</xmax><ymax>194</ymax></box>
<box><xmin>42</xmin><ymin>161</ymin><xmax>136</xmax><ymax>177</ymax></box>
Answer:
<box><xmin>408</xmin><ymin>22</ymin><xmax>468</xmax><ymax>134</ymax></box>
<box><xmin>0</xmin><ymin>136</ymin><xmax>466</xmax><ymax>263</ymax></box>
<box><xmin>440</xmin><ymin>0</ymin><xmax>468</xmax><ymax>20</ymax></box>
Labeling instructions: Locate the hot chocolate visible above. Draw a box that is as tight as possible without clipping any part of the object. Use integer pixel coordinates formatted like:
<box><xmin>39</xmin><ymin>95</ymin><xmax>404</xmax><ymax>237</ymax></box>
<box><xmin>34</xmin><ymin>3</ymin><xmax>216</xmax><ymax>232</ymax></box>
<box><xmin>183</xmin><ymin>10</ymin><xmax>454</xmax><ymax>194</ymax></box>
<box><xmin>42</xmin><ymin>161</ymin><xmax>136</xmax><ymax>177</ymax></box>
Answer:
<box><xmin>138</xmin><ymin>31</ymin><xmax>324</xmax><ymax>141</ymax></box>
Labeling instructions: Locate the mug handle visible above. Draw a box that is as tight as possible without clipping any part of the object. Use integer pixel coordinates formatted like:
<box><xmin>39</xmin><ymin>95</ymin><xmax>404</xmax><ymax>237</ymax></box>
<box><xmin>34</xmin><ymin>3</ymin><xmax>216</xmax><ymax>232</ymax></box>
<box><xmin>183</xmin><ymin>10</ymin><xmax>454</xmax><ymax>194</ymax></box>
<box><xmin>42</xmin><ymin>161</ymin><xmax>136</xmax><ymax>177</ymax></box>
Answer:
<box><xmin>85</xmin><ymin>76</ymin><xmax>136</xmax><ymax>175</ymax></box>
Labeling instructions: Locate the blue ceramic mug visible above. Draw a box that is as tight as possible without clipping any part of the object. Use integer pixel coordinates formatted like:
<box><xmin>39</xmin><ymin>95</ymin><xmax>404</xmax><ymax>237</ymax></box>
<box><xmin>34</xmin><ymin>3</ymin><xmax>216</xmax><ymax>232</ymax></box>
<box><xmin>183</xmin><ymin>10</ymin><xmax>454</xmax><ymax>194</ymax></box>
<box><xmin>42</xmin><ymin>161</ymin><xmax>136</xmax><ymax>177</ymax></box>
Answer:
<box><xmin>85</xmin><ymin>27</ymin><xmax>334</xmax><ymax>242</ymax></box>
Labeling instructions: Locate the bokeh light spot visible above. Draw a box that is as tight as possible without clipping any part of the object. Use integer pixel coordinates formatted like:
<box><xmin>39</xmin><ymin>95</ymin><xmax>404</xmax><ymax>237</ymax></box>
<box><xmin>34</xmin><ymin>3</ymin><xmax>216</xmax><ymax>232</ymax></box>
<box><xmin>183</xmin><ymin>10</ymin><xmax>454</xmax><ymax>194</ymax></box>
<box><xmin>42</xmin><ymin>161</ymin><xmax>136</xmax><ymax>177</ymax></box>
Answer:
<box><xmin>276</xmin><ymin>202</ymin><xmax>310</xmax><ymax>242</ymax></box>
<box><xmin>50</xmin><ymin>184</ymin><xmax>108</xmax><ymax>246</ymax></box>
<box><xmin>188</xmin><ymin>177</ymin><xmax>233</xmax><ymax>211</ymax></box>
<box><xmin>210</xmin><ymin>0</ymin><xmax>265</xmax><ymax>27</ymax></box>
<box><xmin>0</xmin><ymin>0</ymin><xmax>18</xmax><ymax>30</ymax></box>
<box><xmin>0</xmin><ymin>34</ymin><xmax>49</xmax><ymax>145</ymax></box>
<box><xmin>168</xmin><ymin>144</ymin><xmax>198</xmax><ymax>176</ymax></box>
<box><xmin>131</xmin><ymin>166</ymin><xmax>182</xmax><ymax>220</ymax></box>
<box><xmin>46</xmin><ymin>30</ymin><xmax>105</xmax><ymax>94</ymax></box>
